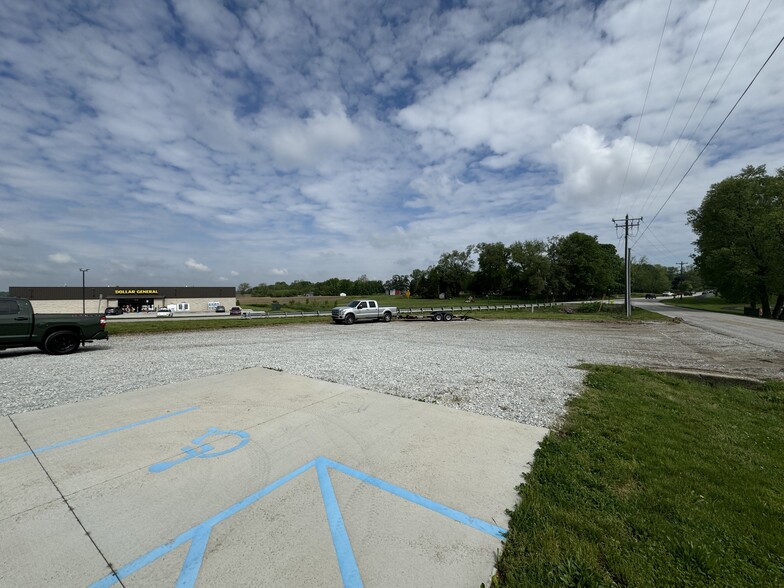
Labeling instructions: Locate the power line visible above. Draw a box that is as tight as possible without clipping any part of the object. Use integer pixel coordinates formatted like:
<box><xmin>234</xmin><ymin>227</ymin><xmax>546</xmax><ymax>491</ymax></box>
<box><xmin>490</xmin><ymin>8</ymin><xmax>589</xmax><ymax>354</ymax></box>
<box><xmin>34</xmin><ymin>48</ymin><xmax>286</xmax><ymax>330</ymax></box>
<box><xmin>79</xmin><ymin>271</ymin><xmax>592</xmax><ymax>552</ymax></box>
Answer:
<box><xmin>636</xmin><ymin>0</ymin><xmax>718</xmax><ymax>213</ymax></box>
<box><xmin>640</xmin><ymin>0</ymin><xmax>773</xmax><ymax>217</ymax></box>
<box><xmin>634</xmin><ymin>32</ymin><xmax>784</xmax><ymax>248</ymax></box>
<box><xmin>614</xmin><ymin>0</ymin><xmax>672</xmax><ymax>214</ymax></box>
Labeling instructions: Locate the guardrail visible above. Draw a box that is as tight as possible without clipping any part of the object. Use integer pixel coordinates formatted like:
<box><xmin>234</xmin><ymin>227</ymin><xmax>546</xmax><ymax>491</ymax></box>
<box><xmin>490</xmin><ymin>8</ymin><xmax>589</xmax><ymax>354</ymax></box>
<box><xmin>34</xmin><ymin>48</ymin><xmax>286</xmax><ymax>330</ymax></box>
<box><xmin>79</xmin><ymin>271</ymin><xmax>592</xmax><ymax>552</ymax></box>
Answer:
<box><xmin>240</xmin><ymin>302</ymin><xmax>565</xmax><ymax>320</ymax></box>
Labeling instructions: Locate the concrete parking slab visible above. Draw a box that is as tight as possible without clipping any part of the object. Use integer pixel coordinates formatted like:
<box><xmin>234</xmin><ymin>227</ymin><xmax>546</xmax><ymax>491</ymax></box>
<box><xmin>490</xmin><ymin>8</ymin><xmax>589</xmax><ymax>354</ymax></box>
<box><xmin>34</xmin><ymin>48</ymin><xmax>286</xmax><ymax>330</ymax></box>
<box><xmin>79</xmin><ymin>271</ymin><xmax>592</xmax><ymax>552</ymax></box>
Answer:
<box><xmin>0</xmin><ymin>368</ymin><xmax>547</xmax><ymax>587</ymax></box>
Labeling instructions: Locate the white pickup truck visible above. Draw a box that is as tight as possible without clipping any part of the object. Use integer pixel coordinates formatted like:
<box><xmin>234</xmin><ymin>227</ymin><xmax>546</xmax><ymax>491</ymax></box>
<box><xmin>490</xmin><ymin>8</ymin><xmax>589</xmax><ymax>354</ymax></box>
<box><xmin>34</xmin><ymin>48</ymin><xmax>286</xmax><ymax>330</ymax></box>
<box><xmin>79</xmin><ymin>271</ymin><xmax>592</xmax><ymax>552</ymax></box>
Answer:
<box><xmin>331</xmin><ymin>300</ymin><xmax>398</xmax><ymax>325</ymax></box>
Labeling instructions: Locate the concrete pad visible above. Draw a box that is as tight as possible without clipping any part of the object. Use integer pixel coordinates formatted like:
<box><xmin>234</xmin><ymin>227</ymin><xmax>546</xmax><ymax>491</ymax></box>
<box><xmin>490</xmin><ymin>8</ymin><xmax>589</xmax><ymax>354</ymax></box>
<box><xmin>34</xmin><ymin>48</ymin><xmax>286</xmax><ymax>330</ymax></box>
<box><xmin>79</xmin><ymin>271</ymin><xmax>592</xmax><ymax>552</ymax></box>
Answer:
<box><xmin>0</xmin><ymin>417</ymin><xmax>62</xmax><ymax>518</ymax></box>
<box><xmin>0</xmin><ymin>368</ymin><xmax>547</xmax><ymax>587</ymax></box>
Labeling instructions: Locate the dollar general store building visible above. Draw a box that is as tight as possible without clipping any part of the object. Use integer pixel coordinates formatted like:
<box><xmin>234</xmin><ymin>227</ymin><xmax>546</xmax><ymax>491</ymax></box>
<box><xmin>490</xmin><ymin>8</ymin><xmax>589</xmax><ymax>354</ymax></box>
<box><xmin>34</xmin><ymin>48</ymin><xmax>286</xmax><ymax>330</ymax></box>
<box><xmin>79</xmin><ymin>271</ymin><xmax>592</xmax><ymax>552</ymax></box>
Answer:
<box><xmin>9</xmin><ymin>286</ymin><xmax>236</xmax><ymax>314</ymax></box>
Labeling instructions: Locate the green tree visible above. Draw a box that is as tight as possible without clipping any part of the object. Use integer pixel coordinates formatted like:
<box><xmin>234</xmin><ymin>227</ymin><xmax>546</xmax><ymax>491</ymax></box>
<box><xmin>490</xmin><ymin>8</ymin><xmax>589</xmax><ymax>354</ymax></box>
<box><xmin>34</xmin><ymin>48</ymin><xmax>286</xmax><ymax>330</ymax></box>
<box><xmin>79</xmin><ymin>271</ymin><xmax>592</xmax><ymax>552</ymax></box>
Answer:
<box><xmin>508</xmin><ymin>239</ymin><xmax>551</xmax><ymax>299</ymax></box>
<box><xmin>473</xmin><ymin>242</ymin><xmax>510</xmax><ymax>295</ymax></box>
<box><xmin>384</xmin><ymin>274</ymin><xmax>411</xmax><ymax>292</ymax></box>
<box><xmin>237</xmin><ymin>282</ymin><xmax>251</xmax><ymax>295</ymax></box>
<box><xmin>434</xmin><ymin>247</ymin><xmax>475</xmax><ymax>297</ymax></box>
<box><xmin>631</xmin><ymin>258</ymin><xmax>671</xmax><ymax>293</ymax></box>
<box><xmin>548</xmin><ymin>233</ymin><xmax>624</xmax><ymax>300</ymax></box>
<box><xmin>688</xmin><ymin>165</ymin><xmax>784</xmax><ymax>319</ymax></box>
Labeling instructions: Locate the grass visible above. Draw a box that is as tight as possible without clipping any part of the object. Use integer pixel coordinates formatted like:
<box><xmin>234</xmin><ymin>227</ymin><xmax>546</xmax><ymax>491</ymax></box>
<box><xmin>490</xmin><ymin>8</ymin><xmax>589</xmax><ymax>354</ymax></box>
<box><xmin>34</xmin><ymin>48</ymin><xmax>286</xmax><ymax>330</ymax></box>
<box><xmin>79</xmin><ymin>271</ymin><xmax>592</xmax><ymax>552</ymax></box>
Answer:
<box><xmin>660</xmin><ymin>296</ymin><xmax>745</xmax><ymax>316</ymax></box>
<box><xmin>105</xmin><ymin>304</ymin><xmax>668</xmax><ymax>336</ymax></box>
<box><xmin>492</xmin><ymin>365</ymin><xmax>784</xmax><ymax>587</ymax></box>
<box><xmin>105</xmin><ymin>316</ymin><xmax>323</xmax><ymax>335</ymax></box>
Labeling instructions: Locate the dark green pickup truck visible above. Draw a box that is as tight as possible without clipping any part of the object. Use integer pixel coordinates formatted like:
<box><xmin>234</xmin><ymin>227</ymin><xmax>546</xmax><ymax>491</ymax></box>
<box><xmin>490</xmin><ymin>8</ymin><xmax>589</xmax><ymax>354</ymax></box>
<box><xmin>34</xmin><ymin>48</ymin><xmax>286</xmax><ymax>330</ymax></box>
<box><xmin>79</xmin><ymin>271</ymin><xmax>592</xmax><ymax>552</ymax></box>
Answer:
<box><xmin>0</xmin><ymin>297</ymin><xmax>108</xmax><ymax>355</ymax></box>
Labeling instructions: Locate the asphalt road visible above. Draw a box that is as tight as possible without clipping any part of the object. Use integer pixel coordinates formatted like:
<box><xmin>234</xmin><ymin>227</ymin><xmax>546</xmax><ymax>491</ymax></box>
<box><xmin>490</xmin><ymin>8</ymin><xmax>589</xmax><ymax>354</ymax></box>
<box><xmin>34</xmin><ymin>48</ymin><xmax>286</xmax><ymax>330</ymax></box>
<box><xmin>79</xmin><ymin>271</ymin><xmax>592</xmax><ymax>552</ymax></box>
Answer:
<box><xmin>635</xmin><ymin>298</ymin><xmax>784</xmax><ymax>352</ymax></box>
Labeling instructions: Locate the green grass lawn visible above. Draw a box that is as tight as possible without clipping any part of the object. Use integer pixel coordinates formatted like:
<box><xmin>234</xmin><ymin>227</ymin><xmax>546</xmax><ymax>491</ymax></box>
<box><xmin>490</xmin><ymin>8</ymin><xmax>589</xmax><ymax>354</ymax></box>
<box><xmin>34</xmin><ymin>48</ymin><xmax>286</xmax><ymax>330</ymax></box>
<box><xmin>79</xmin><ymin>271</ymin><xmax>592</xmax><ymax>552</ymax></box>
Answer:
<box><xmin>660</xmin><ymin>296</ymin><xmax>745</xmax><ymax>316</ymax></box>
<box><xmin>492</xmin><ymin>366</ymin><xmax>784</xmax><ymax>587</ymax></box>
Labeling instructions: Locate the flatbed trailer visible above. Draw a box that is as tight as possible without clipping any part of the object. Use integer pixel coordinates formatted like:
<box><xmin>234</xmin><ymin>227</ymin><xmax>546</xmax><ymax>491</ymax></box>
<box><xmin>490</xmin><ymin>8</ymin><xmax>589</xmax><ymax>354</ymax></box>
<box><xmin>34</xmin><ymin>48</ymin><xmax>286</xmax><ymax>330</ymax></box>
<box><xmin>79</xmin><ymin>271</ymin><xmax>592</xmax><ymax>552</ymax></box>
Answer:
<box><xmin>399</xmin><ymin>310</ymin><xmax>477</xmax><ymax>321</ymax></box>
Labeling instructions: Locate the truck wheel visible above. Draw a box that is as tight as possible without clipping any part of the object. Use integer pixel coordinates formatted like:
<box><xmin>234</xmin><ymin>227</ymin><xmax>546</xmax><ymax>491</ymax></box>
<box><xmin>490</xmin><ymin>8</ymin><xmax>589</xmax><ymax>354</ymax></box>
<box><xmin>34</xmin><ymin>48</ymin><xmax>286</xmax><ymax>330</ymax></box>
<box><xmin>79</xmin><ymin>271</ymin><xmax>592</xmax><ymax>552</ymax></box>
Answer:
<box><xmin>382</xmin><ymin>312</ymin><xmax>392</xmax><ymax>322</ymax></box>
<box><xmin>343</xmin><ymin>314</ymin><xmax>355</xmax><ymax>325</ymax></box>
<box><xmin>44</xmin><ymin>331</ymin><xmax>80</xmax><ymax>355</ymax></box>
<box><xmin>444</xmin><ymin>313</ymin><xmax>453</xmax><ymax>321</ymax></box>
<box><xmin>434</xmin><ymin>312</ymin><xmax>443</xmax><ymax>321</ymax></box>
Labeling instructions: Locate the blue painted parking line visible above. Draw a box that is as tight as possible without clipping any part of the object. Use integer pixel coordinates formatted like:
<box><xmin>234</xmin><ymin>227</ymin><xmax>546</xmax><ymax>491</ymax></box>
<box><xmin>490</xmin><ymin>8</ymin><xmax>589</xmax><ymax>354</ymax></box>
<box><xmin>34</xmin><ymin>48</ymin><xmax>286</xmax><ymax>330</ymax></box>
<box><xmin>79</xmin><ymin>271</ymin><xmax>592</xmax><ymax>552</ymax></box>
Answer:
<box><xmin>0</xmin><ymin>406</ymin><xmax>200</xmax><ymax>464</ymax></box>
<box><xmin>88</xmin><ymin>456</ymin><xmax>507</xmax><ymax>588</ymax></box>
<box><xmin>322</xmin><ymin>458</ymin><xmax>506</xmax><ymax>540</ymax></box>
<box><xmin>317</xmin><ymin>459</ymin><xmax>363</xmax><ymax>588</ymax></box>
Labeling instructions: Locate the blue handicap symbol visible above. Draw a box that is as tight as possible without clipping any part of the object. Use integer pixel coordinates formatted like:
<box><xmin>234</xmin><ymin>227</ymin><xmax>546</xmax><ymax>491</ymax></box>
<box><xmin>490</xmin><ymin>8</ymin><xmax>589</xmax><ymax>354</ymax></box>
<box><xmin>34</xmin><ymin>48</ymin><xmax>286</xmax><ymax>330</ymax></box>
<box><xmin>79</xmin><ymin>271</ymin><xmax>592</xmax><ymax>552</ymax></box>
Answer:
<box><xmin>149</xmin><ymin>427</ymin><xmax>250</xmax><ymax>473</ymax></box>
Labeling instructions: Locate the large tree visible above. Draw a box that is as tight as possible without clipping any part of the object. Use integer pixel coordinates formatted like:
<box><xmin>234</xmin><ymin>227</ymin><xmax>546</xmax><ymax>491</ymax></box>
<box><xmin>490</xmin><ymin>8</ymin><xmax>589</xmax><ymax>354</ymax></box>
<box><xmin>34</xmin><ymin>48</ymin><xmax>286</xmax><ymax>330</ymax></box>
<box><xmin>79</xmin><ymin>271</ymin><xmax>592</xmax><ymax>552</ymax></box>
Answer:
<box><xmin>508</xmin><ymin>239</ymin><xmax>551</xmax><ymax>299</ymax></box>
<box><xmin>435</xmin><ymin>247</ymin><xmax>476</xmax><ymax>297</ymax></box>
<box><xmin>632</xmin><ymin>258</ymin><xmax>671</xmax><ymax>294</ymax></box>
<box><xmin>548</xmin><ymin>232</ymin><xmax>624</xmax><ymax>300</ymax></box>
<box><xmin>473</xmin><ymin>242</ymin><xmax>510</xmax><ymax>295</ymax></box>
<box><xmin>688</xmin><ymin>165</ymin><xmax>784</xmax><ymax>319</ymax></box>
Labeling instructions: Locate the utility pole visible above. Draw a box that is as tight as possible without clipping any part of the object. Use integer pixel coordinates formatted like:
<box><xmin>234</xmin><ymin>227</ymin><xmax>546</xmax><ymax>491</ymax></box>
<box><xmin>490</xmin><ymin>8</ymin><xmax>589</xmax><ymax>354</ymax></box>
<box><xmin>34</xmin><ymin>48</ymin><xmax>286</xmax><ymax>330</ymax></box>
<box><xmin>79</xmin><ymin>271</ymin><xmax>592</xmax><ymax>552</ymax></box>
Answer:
<box><xmin>612</xmin><ymin>215</ymin><xmax>642</xmax><ymax>318</ymax></box>
<box><xmin>678</xmin><ymin>261</ymin><xmax>686</xmax><ymax>277</ymax></box>
<box><xmin>79</xmin><ymin>268</ymin><xmax>89</xmax><ymax>314</ymax></box>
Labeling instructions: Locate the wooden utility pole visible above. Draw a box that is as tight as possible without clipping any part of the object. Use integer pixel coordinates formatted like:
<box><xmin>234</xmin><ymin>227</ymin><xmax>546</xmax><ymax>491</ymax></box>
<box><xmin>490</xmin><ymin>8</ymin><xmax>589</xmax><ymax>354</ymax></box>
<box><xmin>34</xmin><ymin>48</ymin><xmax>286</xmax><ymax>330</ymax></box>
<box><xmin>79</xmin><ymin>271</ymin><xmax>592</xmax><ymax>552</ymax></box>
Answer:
<box><xmin>612</xmin><ymin>215</ymin><xmax>642</xmax><ymax>318</ymax></box>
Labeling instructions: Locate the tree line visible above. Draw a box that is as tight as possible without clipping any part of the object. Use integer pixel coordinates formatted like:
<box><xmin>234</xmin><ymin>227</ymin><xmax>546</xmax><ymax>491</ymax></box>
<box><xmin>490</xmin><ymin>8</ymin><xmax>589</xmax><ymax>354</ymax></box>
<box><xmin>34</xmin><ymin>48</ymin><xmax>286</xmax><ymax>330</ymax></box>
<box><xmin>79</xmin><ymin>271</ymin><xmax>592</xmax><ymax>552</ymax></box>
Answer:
<box><xmin>239</xmin><ymin>232</ymin><xmax>696</xmax><ymax>302</ymax></box>
<box><xmin>238</xmin><ymin>163</ymin><xmax>783</xmax><ymax>310</ymax></box>
<box><xmin>238</xmin><ymin>275</ymin><xmax>384</xmax><ymax>298</ymax></box>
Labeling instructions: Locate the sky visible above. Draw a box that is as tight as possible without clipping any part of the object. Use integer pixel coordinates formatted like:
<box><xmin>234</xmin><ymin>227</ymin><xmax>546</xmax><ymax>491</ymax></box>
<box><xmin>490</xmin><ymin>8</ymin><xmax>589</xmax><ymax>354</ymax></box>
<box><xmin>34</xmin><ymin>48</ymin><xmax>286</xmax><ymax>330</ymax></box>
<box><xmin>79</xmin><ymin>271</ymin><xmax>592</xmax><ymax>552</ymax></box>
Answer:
<box><xmin>1</xmin><ymin>0</ymin><xmax>782</xmax><ymax>290</ymax></box>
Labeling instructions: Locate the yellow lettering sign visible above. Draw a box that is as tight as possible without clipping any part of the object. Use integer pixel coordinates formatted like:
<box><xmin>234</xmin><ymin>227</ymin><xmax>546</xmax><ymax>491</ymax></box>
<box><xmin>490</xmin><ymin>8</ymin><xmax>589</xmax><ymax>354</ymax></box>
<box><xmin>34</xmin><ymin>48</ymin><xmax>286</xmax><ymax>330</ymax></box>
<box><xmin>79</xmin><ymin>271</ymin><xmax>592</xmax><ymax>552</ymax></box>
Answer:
<box><xmin>114</xmin><ymin>289</ymin><xmax>160</xmax><ymax>295</ymax></box>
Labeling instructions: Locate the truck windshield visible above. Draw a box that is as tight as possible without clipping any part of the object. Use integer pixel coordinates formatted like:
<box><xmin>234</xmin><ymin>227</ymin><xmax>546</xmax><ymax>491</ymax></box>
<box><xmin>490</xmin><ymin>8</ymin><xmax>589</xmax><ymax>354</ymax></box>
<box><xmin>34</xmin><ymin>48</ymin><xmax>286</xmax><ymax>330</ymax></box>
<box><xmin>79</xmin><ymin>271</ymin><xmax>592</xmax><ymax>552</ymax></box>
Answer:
<box><xmin>347</xmin><ymin>301</ymin><xmax>361</xmax><ymax>308</ymax></box>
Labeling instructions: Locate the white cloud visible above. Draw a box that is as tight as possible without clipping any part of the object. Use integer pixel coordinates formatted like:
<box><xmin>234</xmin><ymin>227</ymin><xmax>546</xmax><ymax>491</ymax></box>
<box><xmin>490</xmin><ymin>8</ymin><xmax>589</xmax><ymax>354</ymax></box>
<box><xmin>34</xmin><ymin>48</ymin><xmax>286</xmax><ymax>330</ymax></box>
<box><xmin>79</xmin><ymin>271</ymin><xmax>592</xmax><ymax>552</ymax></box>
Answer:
<box><xmin>48</xmin><ymin>252</ymin><xmax>75</xmax><ymax>265</ymax></box>
<box><xmin>1</xmin><ymin>0</ymin><xmax>782</xmax><ymax>290</ymax></box>
<box><xmin>185</xmin><ymin>258</ymin><xmax>210</xmax><ymax>272</ymax></box>
<box><xmin>270</xmin><ymin>101</ymin><xmax>362</xmax><ymax>170</ymax></box>
<box><xmin>270</xmin><ymin>268</ymin><xmax>288</xmax><ymax>276</ymax></box>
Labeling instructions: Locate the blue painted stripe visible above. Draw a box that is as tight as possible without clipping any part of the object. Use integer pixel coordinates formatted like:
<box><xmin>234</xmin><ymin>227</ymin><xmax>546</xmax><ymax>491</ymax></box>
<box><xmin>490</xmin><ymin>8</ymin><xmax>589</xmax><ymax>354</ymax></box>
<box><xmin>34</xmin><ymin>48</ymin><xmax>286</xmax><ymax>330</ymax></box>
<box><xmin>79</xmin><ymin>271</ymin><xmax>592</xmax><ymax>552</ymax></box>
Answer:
<box><xmin>0</xmin><ymin>406</ymin><xmax>200</xmax><ymax>464</ymax></box>
<box><xmin>324</xmin><ymin>458</ymin><xmax>507</xmax><ymax>539</ymax></box>
<box><xmin>316</xmin><ymin>459</ymin><xmax>363</xmax><ymax>588</ymax></box>
<box><xmin>89</xmin><ymin>456</ymin><xmax>504</xmax><ymax>587</ymax></box>
<box><xmin>88</xmin><ymin>459</ymin><xmax>318</xmax><ymax>587</ymax></box>
<box><xmin>88</xmin><ymin>527</ymin><xmax>197</xmax><ymax>587</ymax></box>
<box><xmin>177</xmin><ymin>526</ymin><xmax>212</xmax><ymax>588</ymax></box>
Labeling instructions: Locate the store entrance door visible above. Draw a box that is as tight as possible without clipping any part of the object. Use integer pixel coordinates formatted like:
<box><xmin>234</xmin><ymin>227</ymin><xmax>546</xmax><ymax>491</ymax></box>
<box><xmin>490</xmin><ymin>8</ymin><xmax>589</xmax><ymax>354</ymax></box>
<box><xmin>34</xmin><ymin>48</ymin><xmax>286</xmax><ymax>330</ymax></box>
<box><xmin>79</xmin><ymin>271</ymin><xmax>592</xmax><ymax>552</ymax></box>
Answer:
<box><xmin>119</xmin><ymin>298</ymin><xmax>157</xmax><ymax>313</ymax></box>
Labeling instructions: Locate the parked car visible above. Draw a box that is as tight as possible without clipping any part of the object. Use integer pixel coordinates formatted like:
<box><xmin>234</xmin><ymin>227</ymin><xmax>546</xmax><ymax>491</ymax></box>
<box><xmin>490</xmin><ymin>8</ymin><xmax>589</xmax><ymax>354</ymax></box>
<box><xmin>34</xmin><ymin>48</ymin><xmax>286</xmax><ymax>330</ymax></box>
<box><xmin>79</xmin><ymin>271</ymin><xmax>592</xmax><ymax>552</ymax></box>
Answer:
<box><xmin>644</xmin><ymin>293</ymin><xmax>657</xmax><ymax>299</ymax></box>
<box><xmin>156</xmin><ymin>307</ymin><xmax>174</xmax><ymax>318</ymax></box>
<box><xmin>105</xmin><ymin>307</ymin><xmax>123</xmax><ymax>315</ymax></box>
<box><xmin>229</xmin><ymin>306</ymin><xmax>242</xmax><ymax>315</ymax></box>
<box><xmin>215</xmin><ymin>306</ymin><xmax>226</xmax><ymax>313</ymax></box>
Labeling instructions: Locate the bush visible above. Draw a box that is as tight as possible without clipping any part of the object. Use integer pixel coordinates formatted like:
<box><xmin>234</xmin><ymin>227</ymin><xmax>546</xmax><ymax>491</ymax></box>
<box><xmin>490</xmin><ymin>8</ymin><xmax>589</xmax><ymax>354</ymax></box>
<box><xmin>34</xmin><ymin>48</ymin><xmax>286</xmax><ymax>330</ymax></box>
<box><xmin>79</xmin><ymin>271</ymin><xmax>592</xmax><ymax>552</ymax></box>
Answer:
<box><xmin>575</xmin><ymin>302</ymin><xmax>625</xmax><ymax>314</ymax></box>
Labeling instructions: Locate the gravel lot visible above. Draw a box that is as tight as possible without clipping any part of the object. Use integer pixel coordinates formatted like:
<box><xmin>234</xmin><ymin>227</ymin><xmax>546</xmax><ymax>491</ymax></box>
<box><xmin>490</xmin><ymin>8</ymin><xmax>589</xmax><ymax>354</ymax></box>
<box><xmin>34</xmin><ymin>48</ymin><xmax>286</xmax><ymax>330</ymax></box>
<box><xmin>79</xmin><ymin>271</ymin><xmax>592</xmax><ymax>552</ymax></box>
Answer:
<box><xmin>2</xmin><ymin>320</ymin><xmax>782</xmax><ymax>428</ymax></box>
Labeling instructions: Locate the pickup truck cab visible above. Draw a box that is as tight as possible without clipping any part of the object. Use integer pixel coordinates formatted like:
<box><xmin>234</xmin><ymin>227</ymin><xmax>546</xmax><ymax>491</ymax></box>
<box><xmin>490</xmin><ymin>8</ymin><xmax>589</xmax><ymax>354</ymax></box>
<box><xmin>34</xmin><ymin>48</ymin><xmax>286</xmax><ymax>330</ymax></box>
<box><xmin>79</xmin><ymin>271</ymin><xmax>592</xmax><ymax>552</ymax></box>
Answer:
<box><xmin>331</xmin><ymin>299</ymin><xmax>398</xmax><ymax>325</ymax></box>
<box><xmin>0</xmin><ymin>297</ymin><xmax>108</xmax><ymax>355</ymax></box>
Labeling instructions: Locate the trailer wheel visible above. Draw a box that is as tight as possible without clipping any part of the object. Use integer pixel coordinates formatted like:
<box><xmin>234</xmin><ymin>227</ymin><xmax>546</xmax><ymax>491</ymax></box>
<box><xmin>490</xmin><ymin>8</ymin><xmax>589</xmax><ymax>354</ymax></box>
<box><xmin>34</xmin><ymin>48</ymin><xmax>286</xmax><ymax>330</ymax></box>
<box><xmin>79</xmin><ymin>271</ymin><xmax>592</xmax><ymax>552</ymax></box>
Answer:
<box><xmin>444</xmin><ymin>313</ymin><xmax>453</xmax><ymax>321</ymax></box>
<box><xmin>343</xmin><ymin>314</ymin><xmax>355</xmax><ymax>325</ymax></box>
<box><xmin>44</xmin><ymin>331</ymin><xmax>80</xmax><ymax>355</ymax></box>
<box><xmin>434</xmin><ymin>312</ymin><xmax>443</xmax><ymax>321</ymax></box>
<box><xmin>382</xmin><ymin>312</ymin><xmax>392</xmax><ymax>322</ymax></box>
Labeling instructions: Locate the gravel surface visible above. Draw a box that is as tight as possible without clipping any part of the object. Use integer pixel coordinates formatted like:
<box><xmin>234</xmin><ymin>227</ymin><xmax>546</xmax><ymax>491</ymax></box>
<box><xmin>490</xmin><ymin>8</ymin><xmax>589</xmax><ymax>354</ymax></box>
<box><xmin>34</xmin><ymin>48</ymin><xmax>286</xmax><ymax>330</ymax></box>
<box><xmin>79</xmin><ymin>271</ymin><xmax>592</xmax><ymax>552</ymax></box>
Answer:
<box><xmin>2</xmin><ymin>320</ymin><xmax>782</xmax><ymax>429</ymax></box>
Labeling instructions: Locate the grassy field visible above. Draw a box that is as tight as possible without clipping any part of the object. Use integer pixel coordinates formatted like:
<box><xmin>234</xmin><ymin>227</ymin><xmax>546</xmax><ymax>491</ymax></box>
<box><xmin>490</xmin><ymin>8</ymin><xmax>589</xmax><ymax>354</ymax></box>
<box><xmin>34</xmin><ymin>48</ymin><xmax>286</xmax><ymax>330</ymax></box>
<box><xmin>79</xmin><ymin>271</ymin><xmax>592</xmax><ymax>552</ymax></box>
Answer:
<box><xmin>238</xmin><ymin>294</ymin><xmax>543</xmax><ymax>311</ymax></box>
<box><xmin>105</xmin><ymin>304</ymin><xmax>667</xmax><ymax>335</ymax></box>
<box><xmin>661</xmin><ymin>296</ymin><xmax>746</xmax><ymax>316</ymax></box>
<box><xmin>492</xmin><ymin>365</ymin><xmax>784</xmax><ymax>587</ymax></box>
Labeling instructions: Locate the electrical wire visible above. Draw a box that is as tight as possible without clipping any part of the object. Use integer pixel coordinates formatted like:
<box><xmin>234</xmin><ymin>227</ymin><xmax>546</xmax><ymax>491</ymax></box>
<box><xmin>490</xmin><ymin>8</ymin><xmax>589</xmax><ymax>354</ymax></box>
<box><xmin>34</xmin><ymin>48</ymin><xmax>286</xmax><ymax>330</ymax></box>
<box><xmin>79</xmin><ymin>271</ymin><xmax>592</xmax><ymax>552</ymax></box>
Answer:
<box><xmin>640</xmin><ymin>0</ymin><xmax>773</xmax><ymax>218</ymax></box>
<box><xmin>636</xmin><ymin>0</ymin><xmax>718</xmax><ymax>215</ymax></box>
<box><xmin>633</xmin><ymin>32</ymin><xmax>784</xmax><ymax>248</ymax></box>
<box><xmin>614</xmin><ymin>0</ymin><xmax>672</xmax><ymax>215</ymax></box>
